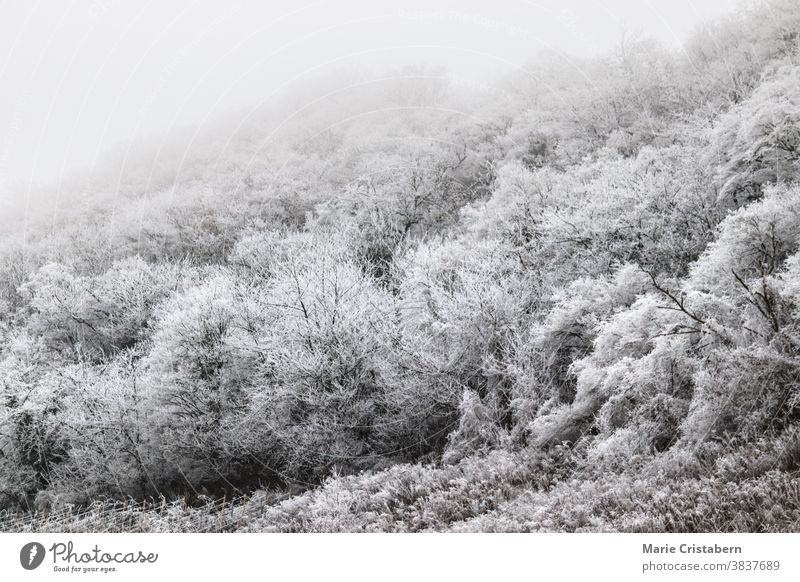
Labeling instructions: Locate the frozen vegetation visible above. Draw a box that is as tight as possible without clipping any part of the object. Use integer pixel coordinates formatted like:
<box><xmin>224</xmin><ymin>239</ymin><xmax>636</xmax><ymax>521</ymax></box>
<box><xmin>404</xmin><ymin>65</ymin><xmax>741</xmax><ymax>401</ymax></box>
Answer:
<box><xmin>2</xmin><ymin>0</ymin><xmax>800</xmax><ymax>532</ymax></box>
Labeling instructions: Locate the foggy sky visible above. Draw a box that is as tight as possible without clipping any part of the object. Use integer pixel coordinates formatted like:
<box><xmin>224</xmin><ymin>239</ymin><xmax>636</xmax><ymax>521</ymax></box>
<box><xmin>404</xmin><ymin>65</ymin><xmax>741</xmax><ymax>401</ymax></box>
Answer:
<box><xmin>0</xmin><ymin>0</ymin><xmax>742</xmax><ymax>197</ymax></box>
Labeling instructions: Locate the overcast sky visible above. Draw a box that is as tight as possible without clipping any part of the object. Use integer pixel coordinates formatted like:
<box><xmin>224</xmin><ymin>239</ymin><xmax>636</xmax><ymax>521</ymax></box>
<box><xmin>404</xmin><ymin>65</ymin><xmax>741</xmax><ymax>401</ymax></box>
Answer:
<box><xmin>0</xmin><ymin>0</ymin><xmax>742</xmax><ymax>196</ymax></box>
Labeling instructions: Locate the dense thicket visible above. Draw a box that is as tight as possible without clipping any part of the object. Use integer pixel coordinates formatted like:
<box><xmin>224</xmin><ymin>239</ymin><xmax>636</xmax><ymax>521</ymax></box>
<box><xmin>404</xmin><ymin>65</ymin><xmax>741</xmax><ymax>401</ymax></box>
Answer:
<box><xmin>2</xmin><ymin>0</ymin><xmax>800</xmax><ymax>526</ymax></box>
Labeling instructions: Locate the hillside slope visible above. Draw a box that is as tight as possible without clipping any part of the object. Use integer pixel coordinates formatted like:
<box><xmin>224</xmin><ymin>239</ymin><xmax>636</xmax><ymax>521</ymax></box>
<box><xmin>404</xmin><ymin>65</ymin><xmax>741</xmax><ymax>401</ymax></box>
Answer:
<box><xmin>2</xmin><ymin>0</ymin><xmax>800</xmax><ymax>532</ymax></box>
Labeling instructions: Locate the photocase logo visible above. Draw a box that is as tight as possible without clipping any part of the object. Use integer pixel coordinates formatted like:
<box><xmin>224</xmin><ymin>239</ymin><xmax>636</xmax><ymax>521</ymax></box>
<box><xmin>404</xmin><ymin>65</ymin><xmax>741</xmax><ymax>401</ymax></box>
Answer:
<box><xmin>20</xmin><ymin>542</ymin><xmax>46</xmax><ymax>570</ymax></box>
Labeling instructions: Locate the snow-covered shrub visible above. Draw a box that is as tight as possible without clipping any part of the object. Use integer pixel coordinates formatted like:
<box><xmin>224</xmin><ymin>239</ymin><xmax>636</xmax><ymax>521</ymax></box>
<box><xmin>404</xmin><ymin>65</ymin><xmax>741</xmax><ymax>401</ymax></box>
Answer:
<box><xmin>393</xmin><ymin>237</ymin><xmax>528</xmax><ymax>437</ymax></box>
<box><xmin>234</xmin><ymin>236</ymin><xmax>407</xmax><ymax>480</ymax></box>
<box><xmin>20</xmin><ymin>257</ymin><xmax>183</xmax><ymax>360</ymax></box>
<box><xmin>710</xmin><ymin>65</ymin><xmax>800</xmax><ymax>207</ymax></box>
<box><xmin>142</xmin><ymin>273</ymin><xmax>249</xmax><ymax>487</ymax></box>
<box><xmin>48</xmin><ymin>355</ymin><xmax>153</xmax><ymax>499</ymax></box>
<box><xmin>510</xmin><ymin>264</ymin><xmax>650</xmax><ymax>431</ymax></box>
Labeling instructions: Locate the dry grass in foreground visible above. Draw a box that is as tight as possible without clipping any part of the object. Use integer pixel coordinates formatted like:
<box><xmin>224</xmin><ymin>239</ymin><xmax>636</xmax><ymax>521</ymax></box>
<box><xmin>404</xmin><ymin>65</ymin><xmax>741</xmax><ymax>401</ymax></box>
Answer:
<box><xmin>2</xmin><ymin>446</ymin><xmax>799</xmax><ymax>533</ymax></box>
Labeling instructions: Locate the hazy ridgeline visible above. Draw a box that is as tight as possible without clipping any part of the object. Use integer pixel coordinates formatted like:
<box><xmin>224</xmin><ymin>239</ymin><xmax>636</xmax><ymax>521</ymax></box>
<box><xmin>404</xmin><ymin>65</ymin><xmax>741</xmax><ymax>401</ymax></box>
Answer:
<box><xmin>2</xmin><ymin>0</ymin><xmax>800</xmax><ymax>532</ymax></box>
